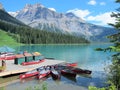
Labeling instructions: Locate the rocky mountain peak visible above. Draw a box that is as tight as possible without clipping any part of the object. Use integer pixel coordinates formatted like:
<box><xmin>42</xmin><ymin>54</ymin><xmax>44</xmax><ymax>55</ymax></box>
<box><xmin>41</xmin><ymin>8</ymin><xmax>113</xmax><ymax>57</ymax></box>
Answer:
<box><xmin>24</xmin><ymin>3</ymin><xmax>44</xmax><ymax>9</ymax></box>
<box><xmin>15</xmin><ymin>3</ymin><xmax>85</xmax><ymax>23</ymax></box>
<box><xmin>25</xmin><ymin>4</ymin><xmax>31</xmax><ymax>7</ymax></box>
<box><xmin>34</xmin><ymin>3</ymin><xmax>44</xmax><ymax>8</ymax></box>
<box><xmin>13</xmin><ymin>3</ymin><xmax>116</xmax><ymax>42</ymax></box>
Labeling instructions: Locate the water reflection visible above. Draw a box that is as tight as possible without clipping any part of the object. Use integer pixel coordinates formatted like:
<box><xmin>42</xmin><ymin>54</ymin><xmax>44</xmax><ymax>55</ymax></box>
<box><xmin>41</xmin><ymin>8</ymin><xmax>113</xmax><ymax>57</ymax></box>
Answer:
<box><xmin>62</xmin><ymin>74</ymin><xmax>77</xmax><ymax>82</ymax></box>
<box><xmin>0</xmin><ymin>71</ymin><xmax>107</xmax><ymax>90</ymax></box>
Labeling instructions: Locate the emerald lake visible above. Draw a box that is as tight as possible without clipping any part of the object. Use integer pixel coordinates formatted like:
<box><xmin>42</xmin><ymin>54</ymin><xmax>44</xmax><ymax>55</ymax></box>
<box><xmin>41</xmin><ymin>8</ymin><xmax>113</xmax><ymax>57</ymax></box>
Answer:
<box><xmin>0</xmin><ymin>43</ymin><xmax>115</xmax><ymax>90</ymax></box>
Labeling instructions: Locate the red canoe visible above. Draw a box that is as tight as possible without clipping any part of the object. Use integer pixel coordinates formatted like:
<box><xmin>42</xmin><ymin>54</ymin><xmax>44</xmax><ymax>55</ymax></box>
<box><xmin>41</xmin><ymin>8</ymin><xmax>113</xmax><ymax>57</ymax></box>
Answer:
<box><xmin>61</xmin><ymin>69</ymin><xmax>76</xmax><ymax>77</ymax></box>
<box><xmin>19</xmin><ymin>70</ymin><xmax>39</xmax><ymax>79</ymax></box>
<box><xmin>65</xmin><ymin>62</ymin><xmax>78</xmax><ymax>67</ymax></box>
<box><xmin>38</xmin><ymin>70</ymin><xmax>50</xmax><ymax>79</ymax></box>
<box><xmin>72</xmin><ymin>67</ymin><xmax>92</xmax><ymax>74</ymax></box>
<box><xmin>4</xmin><ymin>55</ymin><xmax>16</xmax><ymax>60</ymax></box>
<box><xmin>21</xmin><ymin>59</ymin><xmax>45</xmax><ymax>66</ymax></box>
<box><xmin>0</xmin><ymin>53</ymin><xmax>16</xmax><ymax>60</ymax></box>
<box><xmin>53</xmin><ymin>63</ymin><xmax>78</xmax><ymax>70</ymax></box>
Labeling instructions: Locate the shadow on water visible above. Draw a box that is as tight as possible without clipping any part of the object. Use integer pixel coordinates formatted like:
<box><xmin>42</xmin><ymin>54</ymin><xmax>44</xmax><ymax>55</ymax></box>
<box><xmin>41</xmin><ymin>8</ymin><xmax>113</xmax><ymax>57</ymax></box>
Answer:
<box><xmin>56</xmin><ymin>71</ymin><xmax>108</xmax><ymax>88</ymax></box>
<box><xmin>75</xmin><ymin>71</ymin><xmax>108</xmax><ymax>88</ymax></box>
<box><xmin>62</xmin><ymin>74</ymin><xmax>77</xmax><ymax>82</ymax></box>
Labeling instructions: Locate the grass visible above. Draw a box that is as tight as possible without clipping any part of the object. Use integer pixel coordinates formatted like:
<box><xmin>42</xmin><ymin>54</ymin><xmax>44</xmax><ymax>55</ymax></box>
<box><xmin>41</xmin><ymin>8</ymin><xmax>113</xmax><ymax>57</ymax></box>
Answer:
<box><xmin>0</xmin><ymin>29</ymin><xmax>20</xmax><ymax>46</ymax></box>
<box><xmin>25</xmin><ymin>83</ymin><xmax>47</xmax><ymax>90</ymax></box>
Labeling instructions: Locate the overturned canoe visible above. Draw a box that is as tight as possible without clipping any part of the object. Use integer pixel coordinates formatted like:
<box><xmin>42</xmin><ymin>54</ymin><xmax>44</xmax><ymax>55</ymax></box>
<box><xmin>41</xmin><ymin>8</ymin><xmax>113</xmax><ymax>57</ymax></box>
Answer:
<box><xmin>61</xmin><ymin>69</ymin><xmax>76</xmax><ymax>77</ymax></box>
<box><xmin>71</xmin><ymin>67</ymin><xmax>92</xmax><ymax>74</ymax></box>
<box><xmin>21</xmin><ymin>59</ymin><xmax>45</xmax><ymax>66</ymax></box>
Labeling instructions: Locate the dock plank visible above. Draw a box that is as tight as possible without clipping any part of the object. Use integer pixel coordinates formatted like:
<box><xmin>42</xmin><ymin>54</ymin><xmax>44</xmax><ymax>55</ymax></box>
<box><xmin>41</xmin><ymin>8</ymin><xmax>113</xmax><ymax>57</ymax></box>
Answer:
<box><xmin>0</xmin><ymin>59</ymin><xmax>65</xmax><ymax>77</ymax></box>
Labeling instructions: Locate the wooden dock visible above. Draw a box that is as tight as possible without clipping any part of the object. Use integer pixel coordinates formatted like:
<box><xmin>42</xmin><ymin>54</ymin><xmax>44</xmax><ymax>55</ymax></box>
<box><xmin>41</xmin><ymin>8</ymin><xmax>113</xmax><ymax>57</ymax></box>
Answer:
<box><xmin>0</xmin><ymin>59</ymin><xmax>65</xmax><ymax>77</ymax></box>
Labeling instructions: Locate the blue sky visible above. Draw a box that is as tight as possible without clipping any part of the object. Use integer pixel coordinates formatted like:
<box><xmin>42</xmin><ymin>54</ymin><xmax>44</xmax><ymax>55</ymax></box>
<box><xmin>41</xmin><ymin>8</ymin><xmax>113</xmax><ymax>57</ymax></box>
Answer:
<box><xmin>0</xmin><ymin>0</ymin><xmax>119</xmax><ymax>26</ymax></box>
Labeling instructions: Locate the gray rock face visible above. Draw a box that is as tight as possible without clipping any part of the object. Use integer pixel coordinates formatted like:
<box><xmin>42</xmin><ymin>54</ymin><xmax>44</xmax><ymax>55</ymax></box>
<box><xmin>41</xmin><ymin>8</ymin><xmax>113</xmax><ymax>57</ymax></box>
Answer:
<box><xmin>14</xmin><ymin>3</ymin><xmax>116</xmax><ymax>42</ymax></box>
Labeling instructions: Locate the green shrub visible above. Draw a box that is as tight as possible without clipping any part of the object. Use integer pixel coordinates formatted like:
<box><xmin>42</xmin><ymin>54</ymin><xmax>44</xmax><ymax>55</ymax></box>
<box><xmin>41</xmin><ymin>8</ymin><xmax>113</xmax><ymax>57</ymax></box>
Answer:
<box><xmin>88</xmin><ymin>86</ymin><xmax>105</xmax><ymax>90</ymax></box>
<box><xmin>88</xmin><ymin>83</ymin><xmax>116</xmax><ymax>90</ymax></box>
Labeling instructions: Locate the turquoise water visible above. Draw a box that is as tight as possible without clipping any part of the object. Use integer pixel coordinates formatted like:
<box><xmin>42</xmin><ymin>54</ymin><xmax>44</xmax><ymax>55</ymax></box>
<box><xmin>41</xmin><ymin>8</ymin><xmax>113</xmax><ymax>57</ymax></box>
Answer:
<box><xmin>1</xmin><ymin>44</ymin><xmax>115</xmax><ymax>90</ymax></box>
<box><xmin>15</xmin><ymin>44</ymin><xmax>113</xmax><ymax>71</ymax></box>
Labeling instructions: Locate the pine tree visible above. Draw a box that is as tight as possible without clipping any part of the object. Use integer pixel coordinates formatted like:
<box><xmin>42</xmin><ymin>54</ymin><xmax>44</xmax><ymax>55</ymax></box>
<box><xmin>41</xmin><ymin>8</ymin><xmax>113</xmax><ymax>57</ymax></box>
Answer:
<box><xmin>93</xmin><ymin>1</ymin><xmax>120</xmax><ymax>90</ymax></box>
<box><xmin>104</xmin><ymin>0</ymin><xmax>120</xmax><ymax>89</ymax></box>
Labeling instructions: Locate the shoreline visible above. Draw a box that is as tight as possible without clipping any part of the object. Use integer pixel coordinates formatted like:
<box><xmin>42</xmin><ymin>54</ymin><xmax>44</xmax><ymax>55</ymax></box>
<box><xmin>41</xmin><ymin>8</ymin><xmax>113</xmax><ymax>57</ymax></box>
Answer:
<box><xmin>0</xmin><ymin>79</ymin><xmax>19</xmax><ymax>87</ymax></box>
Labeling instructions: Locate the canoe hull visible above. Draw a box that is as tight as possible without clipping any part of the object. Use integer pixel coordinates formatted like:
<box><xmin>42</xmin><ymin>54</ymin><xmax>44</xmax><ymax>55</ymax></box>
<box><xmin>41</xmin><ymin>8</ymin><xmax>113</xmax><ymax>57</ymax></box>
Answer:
<box><xmin>20</xmin><ymin>71</ymin><xmax>39</xmax><ymax>79</ymax></box>
<box><xmin>65</xmin><ymin>63</ymin><xmax>78</xmax><ymax>67</ymax></box>
<box><xmin>61</xmin><ymin>70</ymin><xmax>76</xmax><ymax>77</ymax></box>
<box><xmin>38</xmin><ymin>70</ymin><xmax>50</xmax><ymax>79</ymax></box>
<box><xmin>21</xmin><ymin>59</ymin><xmax>45</xmax><ymax>66</ymax></box>
<box><xmin>50</xmin><ymin>70</ymin><xmax>61</xmax><ymax>80</ymax></box>
<box><xmin>72</xmin><ymin>68</ymin><xmax>92</xmax><ymax>74</ymax></box>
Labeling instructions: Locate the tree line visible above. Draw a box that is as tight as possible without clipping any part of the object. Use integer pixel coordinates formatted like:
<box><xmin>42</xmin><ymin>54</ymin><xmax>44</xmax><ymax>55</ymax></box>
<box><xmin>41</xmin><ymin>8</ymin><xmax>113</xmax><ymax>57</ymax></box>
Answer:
<box><xmin>0</xmin><ymin>20</ymin><xmax>89</xmax><ymax>44</ymax></box>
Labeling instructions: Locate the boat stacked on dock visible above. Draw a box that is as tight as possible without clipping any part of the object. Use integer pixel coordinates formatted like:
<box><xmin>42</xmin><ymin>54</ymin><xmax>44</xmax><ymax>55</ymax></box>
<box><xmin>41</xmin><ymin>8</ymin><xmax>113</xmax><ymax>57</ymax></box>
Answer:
<box><xmin>21</xmin><ymin>59</ymin><xmax>45</xmax><ymax>66</ymax></box>
<box><xmin>0</xmin><ymin>52</ymin><xmax>16</xmax><ymax>60</ymax></box>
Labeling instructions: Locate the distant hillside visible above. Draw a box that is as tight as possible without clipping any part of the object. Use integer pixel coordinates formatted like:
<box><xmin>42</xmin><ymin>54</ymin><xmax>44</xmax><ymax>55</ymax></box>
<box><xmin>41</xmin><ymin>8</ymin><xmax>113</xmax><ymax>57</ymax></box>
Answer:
<box><xmin>0</xmin><ymin>9</ymin><xmax>26</xmax><ymax>26</ymax></box>
<box><xmin>0</xmin><ymin>29</ymin><xmax>19</xmax><ymax>46</ymax></box>
<box><xmin>0</xmin><ymin>19</ymin><xmax>89</xmax><ymax>44</ymax></box>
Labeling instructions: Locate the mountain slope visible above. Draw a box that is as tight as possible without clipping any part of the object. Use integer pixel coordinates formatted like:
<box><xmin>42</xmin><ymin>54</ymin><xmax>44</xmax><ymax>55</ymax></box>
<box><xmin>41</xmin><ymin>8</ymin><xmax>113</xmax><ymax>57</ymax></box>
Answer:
<box><xmin>0</xmin><ymin>9</ymin><xmax>26</xmax><ymax>26</ymax></box>
<box><xmin>14</xmin><ymin>3</ymin><xmax>116</xmax><ymax>42</ymax></box>
<box><xmin>15</xmin><ymin>3</ymin><xmax>85</xmax><ymax>33</ymax></box>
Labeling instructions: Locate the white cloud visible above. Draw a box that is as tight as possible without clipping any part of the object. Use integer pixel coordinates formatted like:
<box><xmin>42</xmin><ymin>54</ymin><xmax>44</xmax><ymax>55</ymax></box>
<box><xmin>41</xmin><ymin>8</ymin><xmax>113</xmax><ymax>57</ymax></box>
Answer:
<box><xmin>100</xmin><ymin>2</ymin><xmax>106</xmax><ymax>5</ymax></box>
<box><xmin>67</xmin><ymin>9</ymin><xmax>90</xmax><ymax>20</ymax></box>
<box><xmin>88</xmin><ymin>0</ymin><xmax>97</xmax><ymax>5</ymax></box>
<box><xmin>86</xmin><ymin>12</ymin><xmax>116</xmax><ymax>26</ymax></box>
<box><xmin>88</xmin><ymin>0</ymin><xmax>106</xmax><ymax>6</ymax></box>
<box><xmin>48</xmin><ymin>8</ymin><xmax>56</xmax><ymax>12</ymax></box>
<box><xmin>67</xmin><ymin>8</ymin><xmax>115</xmax><ymax>26</ymax></box>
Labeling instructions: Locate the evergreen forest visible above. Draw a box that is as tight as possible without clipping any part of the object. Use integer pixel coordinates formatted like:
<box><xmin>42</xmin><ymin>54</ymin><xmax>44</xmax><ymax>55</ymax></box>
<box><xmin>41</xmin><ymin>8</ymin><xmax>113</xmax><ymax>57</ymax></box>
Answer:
<box><xmin>0</xmin><ymin>20</ymin><xmax>89</xmax><ymax>44</ymax></box>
